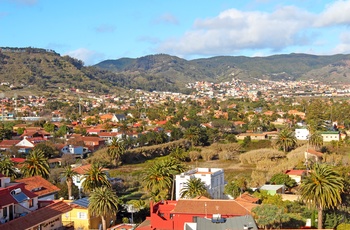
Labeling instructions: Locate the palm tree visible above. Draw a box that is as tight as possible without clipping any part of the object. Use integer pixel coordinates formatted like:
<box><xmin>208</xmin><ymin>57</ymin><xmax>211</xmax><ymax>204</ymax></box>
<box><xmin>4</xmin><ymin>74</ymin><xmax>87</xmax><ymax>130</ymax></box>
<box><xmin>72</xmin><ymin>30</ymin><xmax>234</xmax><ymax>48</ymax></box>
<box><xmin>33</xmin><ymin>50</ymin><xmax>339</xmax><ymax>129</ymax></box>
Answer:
<box><xmin>0</xmin><ymin>155</ymin><xmax>18</xmax><ymax>178</ymax></box>
<box><xmin>60</xmin><ymin>166</ymin><xmax>78</xmax><ymax>200</ymax></box>
<box><xmin>107</xmin><ymin>137</ymin><xmax>125</xmax><ymax>167</ymax></box>
<box><xmin>276</xmin><ymin>129</ymin><xmax>297</xmax><ymax>152</ymax></box>
<box><xmin>82</xmin><ymin>163</ymin><xmax>111</xmax><ymax>193</ymax></box>
<box><xmin>309</xmin><ymin>132</ymin><xmax>323</xmax><ymax>150</ymax></box>
<box><xmin>184</xmin><ymin>126</ymin><xmax>201</xmax><ymax>146</ymax></box>
<box><xmin>143</xmin><ymin>158</ymin><xmax>186</xmax><ymax>201</ymax></box>
<box><xmin>88</xmin><ymin>186</ymin><xmax>119</xmax><ymax>230</ymax></box>
<box><xmin>180</xmin><ymin>177</ymin><xmax>209</xmax><ymax>199</ymax></box>
<box><xmin>299</xmin><ymin>163</ymin><xmax>344</xmax><ymax>229</ymax></box>
<box><xmin>21</xmin><ymin>149</ymin><xmax>50</xmax><ymax>179</ymax></box>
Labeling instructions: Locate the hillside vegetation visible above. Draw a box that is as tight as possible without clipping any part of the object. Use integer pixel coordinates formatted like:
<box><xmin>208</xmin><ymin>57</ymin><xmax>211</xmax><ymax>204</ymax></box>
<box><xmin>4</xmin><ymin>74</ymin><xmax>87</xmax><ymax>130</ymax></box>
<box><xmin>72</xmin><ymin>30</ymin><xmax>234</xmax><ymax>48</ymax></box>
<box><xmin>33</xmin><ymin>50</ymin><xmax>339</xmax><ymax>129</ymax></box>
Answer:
<box><xmin>1</xmin><ymin>47</ymin><xmax>350</xmax><ymax>94</ymax></box>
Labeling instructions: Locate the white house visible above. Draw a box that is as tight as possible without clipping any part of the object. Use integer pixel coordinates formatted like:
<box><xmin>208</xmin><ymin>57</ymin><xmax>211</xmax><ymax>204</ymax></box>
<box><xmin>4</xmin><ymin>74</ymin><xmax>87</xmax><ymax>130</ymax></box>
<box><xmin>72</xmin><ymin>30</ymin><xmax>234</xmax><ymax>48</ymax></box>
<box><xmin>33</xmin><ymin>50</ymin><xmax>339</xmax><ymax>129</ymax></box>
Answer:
<box><xmin>175</xmin><ymin>168</ymin><xmax>225</xmax><ymax>200</ymax></box>
<box><xmin>321</xmin><ymin>131</ymin><xmax>340</xmax><ymax>142</ymax></box>
<box><xmin>295</xmin><ymin>128</ymin><xmax>309</xmax><ymax>140</ymax></box>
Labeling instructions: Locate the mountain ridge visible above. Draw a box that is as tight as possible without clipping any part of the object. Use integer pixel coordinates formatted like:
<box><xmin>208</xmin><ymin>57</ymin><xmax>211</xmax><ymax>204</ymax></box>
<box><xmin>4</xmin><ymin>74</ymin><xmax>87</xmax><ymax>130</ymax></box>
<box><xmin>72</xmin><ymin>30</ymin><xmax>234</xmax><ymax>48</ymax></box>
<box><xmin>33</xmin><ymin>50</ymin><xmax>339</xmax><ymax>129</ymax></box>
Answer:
<box><xmin>1</xmin><ymin>47</ymin><xmax>350</xmax><ymax>95</ymax></box>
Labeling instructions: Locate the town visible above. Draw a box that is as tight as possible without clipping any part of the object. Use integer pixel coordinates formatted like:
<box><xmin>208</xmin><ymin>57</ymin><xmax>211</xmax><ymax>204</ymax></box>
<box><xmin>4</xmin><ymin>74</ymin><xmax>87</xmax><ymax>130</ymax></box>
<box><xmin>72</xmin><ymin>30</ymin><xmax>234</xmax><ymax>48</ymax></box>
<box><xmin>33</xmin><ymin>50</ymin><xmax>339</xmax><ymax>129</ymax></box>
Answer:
<box><xmin>0</xmin><ymin>77</ymin><xmax>350</xmax><ymax>230</ymax></box>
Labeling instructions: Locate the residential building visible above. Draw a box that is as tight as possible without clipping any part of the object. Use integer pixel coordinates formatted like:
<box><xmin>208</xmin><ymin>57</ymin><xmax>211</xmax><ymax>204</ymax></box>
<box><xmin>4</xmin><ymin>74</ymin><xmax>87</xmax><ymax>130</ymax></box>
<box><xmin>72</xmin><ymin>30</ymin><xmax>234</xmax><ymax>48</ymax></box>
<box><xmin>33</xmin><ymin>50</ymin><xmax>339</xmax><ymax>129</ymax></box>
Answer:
<box><xmin>295</xmin><ymin>128</ymin><xmax>309</xmax><ymax>140</ymax></box>
<box><xmin>71</xmin><ymin>164</ymin><xmax>109</xmax><ymax>196</ymax></box>
<box><xmin>285</xmin><ymin>169</ymin><xmax>307</xmax><ymax>184</ymax></box>
<box><xmin>321</xmin><ymin>131</ymin><xmax>340</xmax><ymax>142</ymax></box>
<box><xmin>0</xmin><ymin>173</ymin><xmax>72</xmax><ymax>229</ymax></box>
<box><xmin>81</xmin><ymin>136</ymin><xmax>105</xmax><ymax>152</ymax></box>
<box><xmin>305</xmin><ymin>148</ymin><xmax>323</xmax><ymax>163</ymax></box>
<box><xmin>15</xmin><ymin>176</ymin><xmax>60</xmax><ymax>201</ymax></box>
<box><xmin>136</xmin><ymin>197</ymin><xmax>258</xmax><ymax>230</ymax></box>
<box><xmin>62</xmin><ymin>197</ymin><xmax>116</xmax><ymax>230</ymax></box>
<box><xmin>175</xmin><ymin>168</ymin><xmax>225</xmax><ymax>200</ymax></box>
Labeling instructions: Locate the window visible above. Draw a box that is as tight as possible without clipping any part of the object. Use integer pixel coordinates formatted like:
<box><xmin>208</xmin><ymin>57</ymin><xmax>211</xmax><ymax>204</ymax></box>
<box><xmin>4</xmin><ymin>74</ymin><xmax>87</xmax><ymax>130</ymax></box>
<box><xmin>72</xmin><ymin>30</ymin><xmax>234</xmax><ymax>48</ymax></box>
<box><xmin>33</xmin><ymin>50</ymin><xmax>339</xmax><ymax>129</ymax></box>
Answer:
<box><xmin>28</xmin><ymin>199</ymin><xmax>33</xmax><ymax>208</ymax></box>
<box><xmin>77</xmin><ymin>212</ymin><xmax>87</xmax><ymax>219</ymax></box>
<box><xmin>3</xmin><ymin>207</ymin><xmax>7</xmax><ymax>217</ymax></box>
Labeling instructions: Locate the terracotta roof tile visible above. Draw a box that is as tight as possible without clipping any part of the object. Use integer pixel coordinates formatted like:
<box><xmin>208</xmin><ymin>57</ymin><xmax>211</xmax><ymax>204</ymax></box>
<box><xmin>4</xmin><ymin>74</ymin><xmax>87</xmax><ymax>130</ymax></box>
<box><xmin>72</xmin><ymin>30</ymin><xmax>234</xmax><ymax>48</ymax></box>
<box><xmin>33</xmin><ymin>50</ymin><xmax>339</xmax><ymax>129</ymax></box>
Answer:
<box><xmin>0</xmin><ymin>201</ymin><xmax>72</xmax><ymax>230</ymax></box>
<box><xmin>285</xmin><ymin>169</ymin><xmax>306</xmax><ymax>176</ymax></box>
<box><xmin>234</xmin><ymin>193</ymin><xmax>260</xmax><ymax>203</ymax></box>
<box><xmin>0</xmin><ymin>184</ymin><xmax>37</xmax><ymax>207</ymax></box>
<box><xmin>15</xmin><ymin>176</ymin><xmax>60</xmax><ymax>198</ymax></box>
<box><xmin>171</xmin><ymin>199</ymin><xmax>256</xmax><ymax>216</ymax></box>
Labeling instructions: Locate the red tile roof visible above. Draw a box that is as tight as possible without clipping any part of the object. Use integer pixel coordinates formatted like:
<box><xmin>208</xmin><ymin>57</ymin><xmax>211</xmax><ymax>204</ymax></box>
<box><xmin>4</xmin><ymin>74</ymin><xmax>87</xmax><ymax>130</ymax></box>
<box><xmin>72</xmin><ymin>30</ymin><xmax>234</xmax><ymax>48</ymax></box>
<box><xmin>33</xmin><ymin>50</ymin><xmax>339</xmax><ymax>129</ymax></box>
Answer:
<box><xmin>0</xmin><ymin>183</ymin><xmax>37</xmax><ymax>207</ymax></box>
<box><xmin>0</xmin><ymin>140</ymin><xmax>21</xmax><ymax>147</ymax></box>
<box><xmin>15</xmin><ymin>176</ymin><xmax>60</xmax><ymax>198</ymax></box>
<box><xmin>285</xmin><ymin>169</ymin><xmax>306</xmax><ymax>176</ymax></box>
<box><xmin>171</xmin><ymin>198</ymin><xmax>257</xmax><ymax>216</ymax></box>
<box><xmin>10</xmin><ymin>158</ymin><xmax>26</xmax><ymax>163</ymax></box>
<box><xmin>0</xmin><ymin>201</ymin><xmax>72</xmax><ymax>230</ymax></box>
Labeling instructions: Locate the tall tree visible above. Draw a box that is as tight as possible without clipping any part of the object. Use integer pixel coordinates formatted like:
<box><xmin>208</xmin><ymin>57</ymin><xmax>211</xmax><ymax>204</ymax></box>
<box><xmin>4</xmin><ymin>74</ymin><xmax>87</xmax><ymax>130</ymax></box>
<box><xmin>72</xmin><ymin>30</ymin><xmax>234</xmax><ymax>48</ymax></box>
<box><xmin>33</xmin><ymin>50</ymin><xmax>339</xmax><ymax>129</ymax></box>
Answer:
<box><xmin>276</xmin><ymin>129</ymin><xmax>297</xmax><ymax>152</ymax></box>
<box><xmin>0</xmin><ymin>155</ymin><xmax>18</xmax><ymax>178</ymax></box>
<box><xmin>143</xmin><ymin>158</ymin><xmax>186</xmax><ymax>201</ymax></box>
<box><xmin>107</xmin><ymin>137</ymin><xmax>125</xmax><ymax>167</ymax></box>
<box><xmin>82</xmin><ymin>163</ymin><xmax>111</xmax><ymax>193</ymax></box>
<box><xmin>270</xmin><ymin>173</ymin><xmax>297</xmax><ymax>189</ymax></box>
<box><xmin>309</xmin><ymin>132</ymin><xmax>323</xmax><ymax>150</ymax></box>
<box><xmin>21</xmin><ymin>149</ymin><xmax>50</xmax><ymax>179</ymax></box>
<box><xmin>180</xmin><ymin>177</ymin><xmax>209</xmax><ymax>199</ymax></box>
<box><xmin>299</xmin><ymin>164</ymin><xmax>344</xmax><ymax>229</ymax></box>
<box><xmin>60</xmin><ymin>165</ymin><xmax>78</xmax><ymax>200</ymax></box>
<box><xmin>252</xmin><ymin>204</ymin><xmax>290</xmax><ymax>229</ymax></box>
<box><xmin>88</xmin><ymin>186</ymin><xmax>119</xmax><ymax>230</ymax></box>
<box><xmin>183</xmin><ymin>126</ymin><xmax>201</xmax><ymax>146</ymax></box>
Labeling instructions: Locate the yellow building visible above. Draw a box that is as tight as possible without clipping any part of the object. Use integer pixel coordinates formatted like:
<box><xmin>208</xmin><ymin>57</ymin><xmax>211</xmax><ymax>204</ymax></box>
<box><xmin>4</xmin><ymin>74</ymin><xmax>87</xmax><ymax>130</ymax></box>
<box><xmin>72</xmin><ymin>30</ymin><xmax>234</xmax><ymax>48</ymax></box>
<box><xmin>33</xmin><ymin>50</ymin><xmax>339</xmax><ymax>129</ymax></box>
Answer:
<box><xmin>62</xmin><ymin>197</ymin><xmax>116</xmax><ymax>230</ymax></box>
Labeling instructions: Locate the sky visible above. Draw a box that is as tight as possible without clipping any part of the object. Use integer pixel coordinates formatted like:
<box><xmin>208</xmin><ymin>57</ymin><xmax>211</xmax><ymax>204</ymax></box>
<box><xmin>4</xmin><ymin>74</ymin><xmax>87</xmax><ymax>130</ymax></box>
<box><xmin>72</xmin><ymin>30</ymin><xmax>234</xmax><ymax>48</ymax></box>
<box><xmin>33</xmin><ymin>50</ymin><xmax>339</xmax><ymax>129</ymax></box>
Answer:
<box><xmin>1</xmin><ymin>0</ymin><xmax>350</xmax><ymax>66</ymax></box>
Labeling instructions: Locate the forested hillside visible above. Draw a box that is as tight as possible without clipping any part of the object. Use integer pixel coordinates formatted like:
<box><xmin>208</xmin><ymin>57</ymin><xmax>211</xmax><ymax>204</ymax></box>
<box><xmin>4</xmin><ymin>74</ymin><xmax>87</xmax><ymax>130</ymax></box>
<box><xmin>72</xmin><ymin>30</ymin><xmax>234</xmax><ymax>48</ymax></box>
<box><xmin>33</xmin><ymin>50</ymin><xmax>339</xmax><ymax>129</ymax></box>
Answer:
<box><xmin>1</xmin><ymin>47</ymin><xmax>350</xmax><ymax>95</ymax></box>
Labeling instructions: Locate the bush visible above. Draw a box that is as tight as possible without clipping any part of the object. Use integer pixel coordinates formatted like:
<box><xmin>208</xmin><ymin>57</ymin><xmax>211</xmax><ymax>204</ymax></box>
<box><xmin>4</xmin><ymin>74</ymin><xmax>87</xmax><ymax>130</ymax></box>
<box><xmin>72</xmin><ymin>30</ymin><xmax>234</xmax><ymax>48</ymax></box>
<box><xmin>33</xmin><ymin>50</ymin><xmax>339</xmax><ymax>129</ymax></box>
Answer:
<box><xmin>239</xmin><ymin>148</ymin><xmax>286</xmax><ymax>165</ymax></box>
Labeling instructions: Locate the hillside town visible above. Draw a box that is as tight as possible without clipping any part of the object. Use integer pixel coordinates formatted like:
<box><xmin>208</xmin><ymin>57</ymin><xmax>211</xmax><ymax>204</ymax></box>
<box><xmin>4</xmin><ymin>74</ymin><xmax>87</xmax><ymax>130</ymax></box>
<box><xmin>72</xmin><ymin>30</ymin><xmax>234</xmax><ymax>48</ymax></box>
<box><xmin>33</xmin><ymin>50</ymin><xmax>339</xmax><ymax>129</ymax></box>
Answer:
<box><xmin>0</xmin><ymin>77</ymin><xmax>350</xmax><ymax>230</ymax></box>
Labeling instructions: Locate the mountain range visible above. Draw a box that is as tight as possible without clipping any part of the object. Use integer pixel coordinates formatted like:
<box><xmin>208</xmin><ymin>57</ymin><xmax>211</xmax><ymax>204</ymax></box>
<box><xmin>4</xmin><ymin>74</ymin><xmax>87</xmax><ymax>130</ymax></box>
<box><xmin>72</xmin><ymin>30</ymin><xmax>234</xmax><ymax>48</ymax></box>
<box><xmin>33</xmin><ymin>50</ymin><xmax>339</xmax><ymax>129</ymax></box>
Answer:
<box><xmin>1</xmin><ymin>47</ymin><xmax>350</xmax><ymax>95</ymax></box>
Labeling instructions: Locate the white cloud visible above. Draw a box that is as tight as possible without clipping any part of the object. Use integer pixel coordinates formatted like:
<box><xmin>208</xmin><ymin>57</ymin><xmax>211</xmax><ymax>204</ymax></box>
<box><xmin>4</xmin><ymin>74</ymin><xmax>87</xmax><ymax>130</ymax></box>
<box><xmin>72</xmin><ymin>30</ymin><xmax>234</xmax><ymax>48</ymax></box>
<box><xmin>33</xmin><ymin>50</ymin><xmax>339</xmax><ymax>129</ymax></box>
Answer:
<box><xmin>156</xmin><ymin>1</ymin><xmax>350</xmax><ymax>58</ymax></box>
<box><xmin>333</xmin><ymin>32</ymin><xmax>350</xmax><ymax>54</ymax></box>
<box><xmin>315</xmin><ymin>0</ymin><xmax>350</xmax><ymax>27</ymax></box>
<box><xmin>157</xmin><ymin>6</ymin><xmax>315</xmax><ymax>57</ymax></box>
<box><xmin>64</xmin><ymin>48</ymin><xmax>104</xmax><ymax>66</ymax></box>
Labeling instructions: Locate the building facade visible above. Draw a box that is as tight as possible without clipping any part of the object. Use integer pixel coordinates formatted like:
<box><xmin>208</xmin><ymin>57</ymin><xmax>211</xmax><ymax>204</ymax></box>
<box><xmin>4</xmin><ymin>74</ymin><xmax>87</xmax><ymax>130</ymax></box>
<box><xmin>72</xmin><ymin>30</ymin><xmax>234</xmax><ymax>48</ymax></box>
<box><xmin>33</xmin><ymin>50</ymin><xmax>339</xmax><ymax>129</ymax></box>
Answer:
<box><xmin>175</xmin><ymin>168</ymin><xmax>225</xmax><ymax>200</ymax></box>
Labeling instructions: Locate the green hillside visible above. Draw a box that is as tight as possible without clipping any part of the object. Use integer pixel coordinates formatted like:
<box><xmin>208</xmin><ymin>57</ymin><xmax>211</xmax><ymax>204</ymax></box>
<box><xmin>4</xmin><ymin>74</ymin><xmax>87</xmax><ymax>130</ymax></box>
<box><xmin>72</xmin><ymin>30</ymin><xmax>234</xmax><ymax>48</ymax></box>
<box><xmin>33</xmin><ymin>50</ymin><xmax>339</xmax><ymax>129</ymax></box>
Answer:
<box><xmin>1</xmin><ymin>47</ymin><xmax>350</xmax><ymax>95</ymax></box>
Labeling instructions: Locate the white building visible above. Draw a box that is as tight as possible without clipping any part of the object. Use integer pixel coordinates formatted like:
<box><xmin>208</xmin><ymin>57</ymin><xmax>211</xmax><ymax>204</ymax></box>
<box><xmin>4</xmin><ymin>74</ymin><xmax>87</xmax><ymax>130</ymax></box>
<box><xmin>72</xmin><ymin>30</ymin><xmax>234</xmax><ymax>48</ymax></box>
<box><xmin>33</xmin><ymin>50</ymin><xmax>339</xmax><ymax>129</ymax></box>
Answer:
<box><xmin>175</xmin><ymin>168</ymin><xmax>225</xmax><ymax>200</ymax></box>
<box><xmin>295</xmin><ymin>128</ymin><xmax>309</xmax><ymax>140</ymax></box>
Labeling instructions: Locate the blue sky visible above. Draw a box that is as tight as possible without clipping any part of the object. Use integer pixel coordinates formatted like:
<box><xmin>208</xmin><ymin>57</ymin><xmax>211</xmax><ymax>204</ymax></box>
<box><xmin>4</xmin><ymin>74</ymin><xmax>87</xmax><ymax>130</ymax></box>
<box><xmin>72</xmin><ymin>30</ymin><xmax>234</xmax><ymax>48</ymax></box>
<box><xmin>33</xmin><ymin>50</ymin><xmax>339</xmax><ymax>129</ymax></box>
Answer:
<box><xmin>1</xmin><ymin>0</ymin><xmax>350</xmax><ymax>65</ymax></box>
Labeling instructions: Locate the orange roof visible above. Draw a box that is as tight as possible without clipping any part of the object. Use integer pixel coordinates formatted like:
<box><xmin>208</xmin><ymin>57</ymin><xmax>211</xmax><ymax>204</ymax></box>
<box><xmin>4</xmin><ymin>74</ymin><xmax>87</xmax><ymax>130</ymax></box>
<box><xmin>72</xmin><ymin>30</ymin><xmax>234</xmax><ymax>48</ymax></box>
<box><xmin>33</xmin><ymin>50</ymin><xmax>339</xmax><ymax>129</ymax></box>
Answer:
<box><xmin>16</xmin><ymin>176</ymin><xmax>60</xmax><ymax>197</ymax></box>
<box><xmin>0</xmin><ymin>201</ymin><xmax>72</xmax><ymax>230</ymax></box>
<box><xmin>234</xmin><ymin>192</ymin><xmax>260</xmax><ymax>203</ymax></box>
<box><xmin>285</xmin><ymin>169</ymin><xmax>306</xmax><ymax>176</ymax></box>
<box><xmin>306</xmin><ymin>148</ymin><xmax>323</xmax><ymax>157</ymax></box>
<box><xmin>171</xmin><ymin>198</ymin><xmax>257</xmax><ymax>215</ymax></box>
<box><xmin>0</xmin><ymin>139</ymin><xmax>21</xmax><ymax>147</ymax></box>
